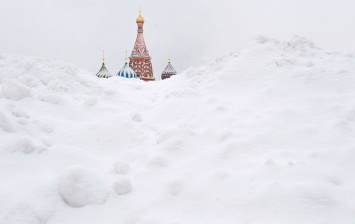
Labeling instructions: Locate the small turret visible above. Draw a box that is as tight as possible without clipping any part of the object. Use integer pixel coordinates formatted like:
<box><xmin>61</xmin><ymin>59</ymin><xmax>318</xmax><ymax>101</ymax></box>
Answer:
<box><xmin>96</xmin><ymin>51</ymin><xmax>112</xmax><ymax>78</ymax></box>
<box><xmin>161</xmin><ymin>52</ymin><xmax>177</xmax><ymax>80</ymax></box>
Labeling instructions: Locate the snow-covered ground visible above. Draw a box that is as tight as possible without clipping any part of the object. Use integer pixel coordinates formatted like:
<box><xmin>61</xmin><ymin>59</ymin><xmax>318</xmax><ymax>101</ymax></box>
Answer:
<box><xmin>1</xmin><ymin>36</ymin><xmax>355</xmax><ymax>224</ymax></box>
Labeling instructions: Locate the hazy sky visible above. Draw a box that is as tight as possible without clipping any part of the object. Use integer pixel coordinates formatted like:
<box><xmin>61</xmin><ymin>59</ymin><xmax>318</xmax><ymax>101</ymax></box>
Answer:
<box><xmin>1</xmin><ymin>0</ymin><xmax>355</xmax><ymax>76</ymax></box>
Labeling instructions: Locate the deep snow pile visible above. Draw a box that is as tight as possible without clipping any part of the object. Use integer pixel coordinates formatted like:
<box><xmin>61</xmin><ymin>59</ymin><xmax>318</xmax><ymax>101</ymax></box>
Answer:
<box><xmin>1</xmin><ymin>36</ymin><xmax>355</xmax><ymax>224</ymax></box>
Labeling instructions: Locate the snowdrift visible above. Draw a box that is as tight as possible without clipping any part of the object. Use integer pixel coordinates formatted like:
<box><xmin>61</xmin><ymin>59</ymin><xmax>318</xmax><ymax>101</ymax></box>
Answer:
<box><xmin>1</xmin><ymin>36</ymin><xmax>355</xmax><ymax>224</ymax></box>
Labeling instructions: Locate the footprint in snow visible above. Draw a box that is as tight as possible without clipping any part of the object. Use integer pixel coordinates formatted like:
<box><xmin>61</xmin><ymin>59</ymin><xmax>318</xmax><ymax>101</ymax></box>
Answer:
<box><xmin>113</xmin><ymin>160</ymin><xmax>131</xmax><ymax>175</ymax></box>
<box><xmin>113</xmin><ymin>177</ymin><xmax>132</xmax><ymax>195</ymax></box>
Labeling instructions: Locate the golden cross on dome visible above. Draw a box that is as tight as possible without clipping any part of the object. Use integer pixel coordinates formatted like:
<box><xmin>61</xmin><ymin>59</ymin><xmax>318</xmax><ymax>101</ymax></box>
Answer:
<box><xmin>102</xmin><ymin>50</ymin><xmax>105</xmax><ymax>64</ymax></box>
<box><xmin>136</xmin><ymin>8</ymin><xmax>145</xmax><ymax>23</ymax></box>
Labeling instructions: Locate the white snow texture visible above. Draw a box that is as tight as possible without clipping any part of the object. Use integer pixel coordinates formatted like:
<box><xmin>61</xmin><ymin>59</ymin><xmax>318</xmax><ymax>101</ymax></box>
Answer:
<box><xmin>1</xmin><ymin>36</ymin><xmax>355</xmax><ymax>224</ymax></box>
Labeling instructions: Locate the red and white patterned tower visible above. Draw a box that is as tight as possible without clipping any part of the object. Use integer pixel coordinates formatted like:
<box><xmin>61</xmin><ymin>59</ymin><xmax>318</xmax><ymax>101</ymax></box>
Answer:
<box><xmin>129</xmin><ymin>11</ymin><xmax>155</xmax><ymax>81</ymax></box>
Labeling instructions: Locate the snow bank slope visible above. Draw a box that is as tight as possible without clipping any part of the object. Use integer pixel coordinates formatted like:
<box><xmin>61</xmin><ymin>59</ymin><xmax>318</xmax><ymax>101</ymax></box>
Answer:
<box><xmin>1</xmin><ymin>36</ymin><xmax>355</xmax><ymax>224</ymax></box>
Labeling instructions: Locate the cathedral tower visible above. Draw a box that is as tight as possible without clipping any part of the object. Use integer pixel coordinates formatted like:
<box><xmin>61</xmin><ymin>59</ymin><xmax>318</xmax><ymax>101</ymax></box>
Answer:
<box><xmin>129</xmin><ymin>11</ymin><xmax>155</xmax><ymax>81</ymax></box>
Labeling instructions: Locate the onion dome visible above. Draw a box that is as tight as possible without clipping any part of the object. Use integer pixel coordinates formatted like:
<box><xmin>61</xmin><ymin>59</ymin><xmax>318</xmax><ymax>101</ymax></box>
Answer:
<box><xmin>136</xmin><ymin>11</ymin><xmax>145</xmax><ymax>23</ymax></box>
<box><xmin>117</xmin><ymin>57</ymin><xmax>137</xmax><ymax>79</ymax></box>
<box><xmin>161</xmin><ymin>57</ymin><xmax>177</xmax><ymax>80</ymax></box>
<box><xmin>96</xmin><ymin>52</ymin><xmax>112</xmax><ymax>78</ymax></box>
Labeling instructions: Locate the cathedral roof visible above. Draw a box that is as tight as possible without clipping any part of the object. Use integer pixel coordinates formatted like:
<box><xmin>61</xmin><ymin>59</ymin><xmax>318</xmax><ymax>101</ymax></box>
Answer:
<box><xmin>96</xmin><ymin>63</ymin><xmax>112</xmax><ymax>79</ymax></box>
<box><xmin>118</xmin><ymin>61</ymin><xmax>137</xmax><ymax>79</ymax></box>
<box><xmin>96</xmin><ymin>52</ymin><xmax>112</xmax><ymax>78</ymax></box>
<box><xmin>162</xmin><ymin>60</ymin><xmax>177</xmax><ymax>76</ymax></box>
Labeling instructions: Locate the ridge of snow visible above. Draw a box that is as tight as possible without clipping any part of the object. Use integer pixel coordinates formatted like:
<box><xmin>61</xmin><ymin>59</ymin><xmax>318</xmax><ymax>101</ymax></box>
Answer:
<box><xmin>1</xmin><ymin>36</ymin><xmax>355</xmax><ymax>224</ymax></box>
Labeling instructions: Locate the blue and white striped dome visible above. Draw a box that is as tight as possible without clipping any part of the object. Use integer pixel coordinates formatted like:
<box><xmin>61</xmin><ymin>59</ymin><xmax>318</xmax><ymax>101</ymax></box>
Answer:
<box><xmin>117</xmin><ymin>62</ymin><xmax>137</xmax><ymax>79</ymax></box>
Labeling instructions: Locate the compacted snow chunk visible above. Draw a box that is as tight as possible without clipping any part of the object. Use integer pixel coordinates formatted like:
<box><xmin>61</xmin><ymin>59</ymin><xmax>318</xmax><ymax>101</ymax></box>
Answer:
<box><xmin>58</xmin><ymin>167</ymin><xmax>109</xmax><ymax>208</ymax></box>
<box><xmin>0</xmin><ymin>111</ymin><xmax>16</xmax><ymax>133</ymax></box>
<box><xmin>113</xmin><ymin>160</ymin><xmax>131</xmax><ymax>175</ymax></box>
<box><xmin>113</xmin><ymin>177</ymin><xmax>132</xmax><ymax>195</ymax></box>
<box><xmin>1</xmin><ymin>78</ymin><xmax>32</xmax><ymax>101</ymax></box>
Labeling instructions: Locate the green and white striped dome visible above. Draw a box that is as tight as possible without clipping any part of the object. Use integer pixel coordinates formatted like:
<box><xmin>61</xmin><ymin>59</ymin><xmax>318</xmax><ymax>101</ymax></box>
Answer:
<box><xmin>96</xmin><ymin>62</ymin><xmax>112</xmax><ymax>79</ymax></box>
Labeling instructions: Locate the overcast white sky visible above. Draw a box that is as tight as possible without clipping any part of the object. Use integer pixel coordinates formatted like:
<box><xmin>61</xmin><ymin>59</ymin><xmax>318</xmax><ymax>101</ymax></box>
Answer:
<box><xmin>1</xmin><ymin>0</ymin><xmax>354</xmax><ymax>75</ymax></box>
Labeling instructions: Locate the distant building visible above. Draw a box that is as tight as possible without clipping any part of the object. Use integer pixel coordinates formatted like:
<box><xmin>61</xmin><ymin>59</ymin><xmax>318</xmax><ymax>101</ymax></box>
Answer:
<box><xmin>161</xmin><ymin>57</ymin><xmax>177</xmax><ymax>80</ymax></box>
<box><xmin>96</xmin><ymin>52</ymin><xmax>112</xmax><ymax>78</ymax></box>
<box><xmin>95</xmin><ymin>11</ymin><xmax>177</xmax><ymax>81</ymax></box>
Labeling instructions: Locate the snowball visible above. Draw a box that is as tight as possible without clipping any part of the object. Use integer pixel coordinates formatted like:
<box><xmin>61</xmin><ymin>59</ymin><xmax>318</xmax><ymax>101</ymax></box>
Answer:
<box><xmin>84</xmin><ymin>98</ymin><xmax>98</xmax><ymax>106</ymax></box>
<box><xmin>265</xmin><ymin>159</ymin><xmax>276</xmax><ymax>166</ymax></box>
<box><xmin>338</xmin><ymin>69</ymin><xmax>348</xmax><ymax>74</ymax></box>
<box><xmin>0</xmin><ymin>111</ymin><xmax>16</xmax><ymax>132</ymax></box>
<box><xmin>304</xmin><ymin>61</ymin><xmax>314</xmax><ymax>67</ymax></box>
<box><xmin>14</xmin><ymin>138</ymin><xmax>46</xmax><ymax>154</ymax></box>
<box><xmin>41</xmin><ymin>139</ymin><xmax>52</xmax><ymax>147</ymax></box>
<box><xmin>287</xmin><ymin>35</ymin><xmax>318</xmax><ymax>51</ymax></box>
<box><xmin>113</xmin><ymin>161</ymin><xmax>130</xmax><ymax>175</ymax></box>
<box><xmin>167</xmin><ymin>179</ymin><xmax>184</xmax><ymax>196</ymax></box>
<box><xmin>16</xmin><ymin>139</ymin><xmax>36</xmax><ymax>154</ymax></box>
<box><xmin>17</xmin><ymin>118</ymin><xmax>28</xmax><ymax>125</ymax></box>
<box><xmin>37</xmin><ymin>73</ymin><xmax>52</xmax><ymax>85</ymax></box>
<box><xmin>35</xmin><ymin>120</ymin><xmax>54</xmax><ymax>133</ymax></box>
<box><xmin>38</xmin><ymin>94</ymin><xmax>62</xmax><ymax>105</ymax></box>
<box><xmin>1</xmin><ymin>79</ymin><xmax>32</xmax><ymax>101</ymax></box>
<box><xmin>18</xmin><ymin>75</ymin><xmax>40</xmax><ymax>87</ymax></box>
<box><xmin>103</xmin><ymin>88</ymin><xmax>116</xmax><ymax>96</ymax></box>
<box><xmin>113</xmin><ymin>177</ymin><xmax>132</xmax><ymax>195</ymax></box>
<box><xmin>255</xmin><ymin>35</ymin><xmax>269</xmax><ymax>44</ymax></box>
<box><xmin>131</xmin><ymin>113</ymin><xmax>142</xmax><ymax>122</ymax></box>
<box><xmin>148</xmin><ymin>156</ymin><xmax>169</xmax><ymax>168</ymax></box>
<box><xmin>0</xmin><ymin>203</ymin><xmax>53</xmax><ymax>224</ymax></box>
<box><xmin>11</xmin><ymin>108</ymin><xmax>30</xmax><ymax>119</ymax></box>
<box><xmin>0</xmin><ymin>209</ymin><xmax>43</xmax><ymax>224</ymax></box>
<box><xmin>58</xmin><ymin>167</ymin><xmax>109</xmax><ymax>208</ymax></box>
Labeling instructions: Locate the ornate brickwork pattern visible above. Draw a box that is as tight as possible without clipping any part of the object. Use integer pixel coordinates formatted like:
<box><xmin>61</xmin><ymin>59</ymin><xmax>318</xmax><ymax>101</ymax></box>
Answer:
<box><xmin>129</xmin><ymin>14</ymin><xmax>154</xmax><ymax>81</ymax></box>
